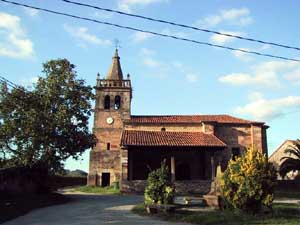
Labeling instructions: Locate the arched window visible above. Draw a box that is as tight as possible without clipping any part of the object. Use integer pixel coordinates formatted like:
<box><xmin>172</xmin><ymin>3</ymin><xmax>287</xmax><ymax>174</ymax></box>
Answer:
<box><xmin>114</xmin><ymin>95</ymin><xmax>121</xmax><ymax>110</ymax></box>
<box><xmin>161</xmin><ymin>127</ymin><xmax>166</xmax><ymax>132</ymax></box>
<box><xmin>104</xmin><ymin>95</ymin><xmax>110</xmax><ymax>109</ymax></box>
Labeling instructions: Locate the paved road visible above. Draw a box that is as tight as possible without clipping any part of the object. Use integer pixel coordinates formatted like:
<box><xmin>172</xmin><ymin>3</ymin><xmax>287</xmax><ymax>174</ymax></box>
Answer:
<box><xmin>3</xmin><ymin>193</ymin><xmax>189</xmax><ymax>225</ymax></box>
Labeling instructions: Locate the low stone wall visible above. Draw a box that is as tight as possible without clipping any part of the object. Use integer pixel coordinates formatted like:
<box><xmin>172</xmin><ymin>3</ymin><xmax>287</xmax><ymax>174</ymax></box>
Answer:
<box><xmin>0</xmin><ymin>166</ymin><xmax>48</xmax><ymax>196</ymax></box>
<box><xmin>276</xmin><ymin>180</ymin><xmax>300</xmax><ymax>191</ymax></box>
<box><xmin>121</xmin><ymin>180</ymin><xmax>147</xmax><ymax>193</ymax></box>
<box><xmin>48</xmin><ymin>176</ymin><xmax>87</xmax><ymax>190</ymax></box>
<box><xmin>121</xmin><ymin>179</ymin><xmax>212</xmax><ymax>194</ymax></box>
<box><xmin>175</xmin><ymin>180</ymin><xmax>212</xmax><ymax>195</ymax></box>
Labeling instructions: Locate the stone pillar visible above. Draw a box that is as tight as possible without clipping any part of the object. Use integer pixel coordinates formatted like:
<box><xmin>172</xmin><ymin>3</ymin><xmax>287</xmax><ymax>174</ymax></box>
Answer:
<box><xmin>121</xmin><ymin>149</ymin><xmax>128</xmax><ymax>181</ymax></box>
<box><xmin>211</xmin><ymin>154</ymin><xmax>215</xmax><ymax>181</ymax></box>
<box><xmin>171</xmin><ymin>156</ymin><xmax>176</xmax><ymax>182</ymax></box>
<box><xmin>129</xmin><ymin>150</ymin><xmax>133</xmax><ymax>181</ymax></box>
<box><xmin>87</xmin><ymin>174</ymin><xmax>97</xmax><ymax>186</ymax></box>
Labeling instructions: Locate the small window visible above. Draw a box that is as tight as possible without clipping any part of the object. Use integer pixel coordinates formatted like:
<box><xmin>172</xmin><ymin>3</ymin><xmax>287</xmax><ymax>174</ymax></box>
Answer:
<box><xmin>107</xmin><ymin>143</ymin><xmax>110</xmax><ymax>150</ymax></box>
<box><xmin>161</xmin><ymin>127</ymin><xmax>166</xmax><ymax>132</ymax></box>
<box><xmin>104</xmin><ymin>95</ymin><xmax>110</xmax><ymax>109</ymax></box>
<box><xmin>114</xmin><ymin>95</ymin><xmax>121</xmax><ymax>110</ymax></box>
<box><xmin>232</xmin><ymin>148</ymin><xmax>240</xmax><ymax>160</ymax></box>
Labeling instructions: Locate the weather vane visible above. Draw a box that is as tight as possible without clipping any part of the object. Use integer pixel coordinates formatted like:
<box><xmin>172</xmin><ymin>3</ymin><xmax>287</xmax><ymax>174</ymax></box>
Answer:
<box><xmin>114</xmin><ymin>39</ymin><xmax>121</xmax><ymax>50</ymax></box>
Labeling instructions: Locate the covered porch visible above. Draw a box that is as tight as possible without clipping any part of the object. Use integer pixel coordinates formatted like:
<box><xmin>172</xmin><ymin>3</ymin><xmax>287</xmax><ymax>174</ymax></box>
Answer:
<box><xmin>120</xmin><ymin>130</ymin><xmax>226</xmax><ymax>194</ymax></box>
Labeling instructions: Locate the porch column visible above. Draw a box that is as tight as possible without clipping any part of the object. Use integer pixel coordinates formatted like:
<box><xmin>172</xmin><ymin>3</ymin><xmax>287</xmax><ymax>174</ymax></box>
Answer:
<box><xmin>129</xmin><ymin>150</ymin><xmax>133</xmax><ymax>181</ymax></box>
<box><xmin>210</xmin><ymin>153</ymin><xmax>215</xmax><ymax>181</ymax></box>
<box><xmin>171</xmin><ymin>156</ymin><xmax>175</xmax><ymax>182</ymax></box>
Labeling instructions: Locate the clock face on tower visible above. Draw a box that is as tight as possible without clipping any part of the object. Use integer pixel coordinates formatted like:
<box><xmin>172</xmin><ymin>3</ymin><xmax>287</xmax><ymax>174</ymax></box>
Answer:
<box><xmin>106</xmin><ymin>117</ymin><xmax>114</xmax><ymax>124</ymax></box>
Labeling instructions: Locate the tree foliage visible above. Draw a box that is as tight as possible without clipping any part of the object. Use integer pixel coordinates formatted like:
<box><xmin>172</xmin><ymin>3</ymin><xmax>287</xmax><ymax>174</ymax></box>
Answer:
<box><xmin>279</xmin><ymin>140</ymin><xmax>300</xmax><ymax>178</ymax></box>
<box><xmin>0</xmin><ymin>59</ymin><xmax>95</xmax><ymax>172</ymax></box>
<box><xmin>144</xmin><ymin>161</ymin><xmax>175</xmax><ymax>205</ymax></box>
<box><xmin>221</xmin><ymin>146</ymin><xmax>277</xmax><ymax>213</ymax></box>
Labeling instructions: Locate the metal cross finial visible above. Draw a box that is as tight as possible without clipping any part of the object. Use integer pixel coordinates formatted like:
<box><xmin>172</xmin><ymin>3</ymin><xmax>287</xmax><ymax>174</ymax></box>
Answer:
<box><xmin>114</xmin><ymin>39</ymin><xmax>121</xmax><ymax>50</ymax></box>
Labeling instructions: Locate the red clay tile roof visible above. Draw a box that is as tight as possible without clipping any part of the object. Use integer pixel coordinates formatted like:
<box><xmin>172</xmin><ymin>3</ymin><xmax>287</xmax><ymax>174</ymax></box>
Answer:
<box><xmin>121</xmin><ymin>130</ymin><xmax>226</xmax><ymax>147</ymax></box>
<box><xmin>129</xmin><ymin>115</ymin><xmax>264</xmax><ymax>125</ymax></box>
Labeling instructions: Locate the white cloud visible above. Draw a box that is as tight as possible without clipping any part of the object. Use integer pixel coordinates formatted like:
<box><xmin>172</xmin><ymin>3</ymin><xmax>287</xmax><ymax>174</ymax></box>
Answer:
<box><xmin>140</xmin><ymin>47</ymin><xmax>155</xmax><ymax>56</ymax></box>
<box><xmin>20</xmin><ymin>76</ymin><xmax>39</xmax><ymax>89</ymax></box>
<box><xmin>219</xmin><ymin>60</ymin><xmax>300</xmax><ymax>88</ymax></box>
<box><xmin>185</xmin><ymin>73</ymin><xmax>199</xmax><ymax>83</ymax></box>
<box><xmin>235</xmin><ymin>95</ymin><xmax>300</xmax><ymax>121</ymax></box>
<box><xmin>143</xmin><ymin>58</ymin><xmax>162</xmax><ymax>68</ymax></box>
<box><xmin>132</xmin><ymin>29</ymin><xmax>187</xmax><ymax>43</ymax></box>
<box><xmin>173</xmin><ymin>61</ymin><xmax>200</xmax><ymax>83</ymax></box>
<box><xmin>131</xmin><ymin>31</ymin><xmax>154</xmax><ymax>42</ymax></box>
<box><xmin>118</xmin><ymin>0</ymin><xmax>169</xmax><ymax>12</ymax></box>
<box><xmin>161</xmin><ymin>28</ymin><xmax>188</xmax><ymax>38</ymax></box>
<box><xmin>221</xmin><ymin>8</ymin><xmax>249</xmax><ymax>20</ymax></box>
<box><xmin>93</xmin><ymin>11</ymin><xmax>113</xmax><ymax>19</ymax></box>
<box><xmin>219</xmin><ymin>72</ymin><xmax>280</xmax><ymax>88</ymax></box>
<box><xmin>284</xmin><ymin>71</ymin><xmax>300</xmax><ymax>85</ymax></box>
<box><xmin>232</xmin><ymin>44</ymin><xmax>271</xmax><ymax>62</ymax></box>
<box><xmin>210</xmin><ymin>30</ymin><xmax>244</xmax><ymax>45</ymax></box>
<box><xmin>248</xmin><ymin>91</ymin><xmax>263</xmax><ymax>101</ymax></box>
<box><xmin>23</xmin><ymin>8</ymin><xmax>39</xmax><ymax>17</ymax></box>
<box><xmin>195</xmin><ymin>7</ymin><xmax>253</xmax><ymax>28</ymax></box>
<box><xmin>0</xmin><ymin>12</ymin><xmax>34</xmax><ymax>59</ymax></box>
<box><xmin>63</xmin><ymin>24</ymin><xmax>111</xmax><ymax>46</ymax></box>
<box><xmin>232</xmin><ymin>48</ymin><xmax>253</xmax><ymax>61</ymax></box>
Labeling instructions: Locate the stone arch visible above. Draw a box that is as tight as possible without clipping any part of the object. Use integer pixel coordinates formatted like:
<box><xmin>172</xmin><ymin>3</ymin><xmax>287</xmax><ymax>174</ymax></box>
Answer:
<box><xmin>104</xmin><ymin>95</ymin><xmax>110</xmax><ymax>109</ymax></box>
<box><xmin>114</xmin><ymin>95</ymin><xmax>121</xmax><ymax>110</ymax></box>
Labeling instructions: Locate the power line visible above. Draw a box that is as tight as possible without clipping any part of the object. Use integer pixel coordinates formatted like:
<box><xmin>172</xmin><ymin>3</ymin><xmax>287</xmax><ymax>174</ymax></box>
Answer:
<box><xmin>0</xmin><ymin>75</ymin><xmax>24</xmax><ymax>90</ymax></box>
<box><xmin>62</xmin><ymin>0</ymin><xmax>300</xmax><ymax>52</ymax></box>
<box><xmin>1</xmin><ymin>0</ymin><xmax>300</xmax><ymax>62</ymax></box>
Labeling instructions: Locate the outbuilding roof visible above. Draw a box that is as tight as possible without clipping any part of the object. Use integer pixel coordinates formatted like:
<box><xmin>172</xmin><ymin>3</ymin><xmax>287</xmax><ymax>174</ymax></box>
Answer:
<box><xmin>129</xmin><ymin>115</ymin><xmax>264</xmax><ymax>125</ymax></box>
<box><xmin>121</xmin><ymin>130</ymin><xmax>227</xmax><ymax>147</ymax></box>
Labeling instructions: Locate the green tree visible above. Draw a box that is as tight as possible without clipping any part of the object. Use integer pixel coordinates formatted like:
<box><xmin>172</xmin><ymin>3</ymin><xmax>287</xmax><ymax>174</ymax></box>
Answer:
<box><xmin>279</xmin><ymin>140</ymin><xmax>300</xmax><ymax>178</ymax></box>
<box><xmin>221</xmin><ymin>146</ymin><xmax>276</xmax><ymax>213</ymax></box>
<box><xmin>0</xmin><ymin>59</ymin><xmax>95</xmax><ymax>172</ymax></box>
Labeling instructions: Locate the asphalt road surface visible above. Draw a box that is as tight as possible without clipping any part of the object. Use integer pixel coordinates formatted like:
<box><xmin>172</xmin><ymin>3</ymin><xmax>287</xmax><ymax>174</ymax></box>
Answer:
<box><xmin>3</xmin><ymin>193</ymin><xmax>189</xmax><ymax>225</ymax></box>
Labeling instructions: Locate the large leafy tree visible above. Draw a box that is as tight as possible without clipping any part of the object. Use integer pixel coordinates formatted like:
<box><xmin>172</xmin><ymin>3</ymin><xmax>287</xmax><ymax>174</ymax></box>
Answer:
<box><xmin>0</xmin><ymin>59</ymin><xmax>95</xmax><ymax>172</ymax></box>
<box><xmin>279</xmin><ymin>140</ymin><xmax>300</xmax><ymax>178</ymax></box>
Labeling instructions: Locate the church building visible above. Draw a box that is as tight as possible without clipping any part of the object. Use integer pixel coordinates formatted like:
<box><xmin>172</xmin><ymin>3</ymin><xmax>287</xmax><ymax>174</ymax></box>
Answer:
<box><xmin>88</xmin><ymin>49</ymin><xmax>269</xmax><ymax>194</ymax></box>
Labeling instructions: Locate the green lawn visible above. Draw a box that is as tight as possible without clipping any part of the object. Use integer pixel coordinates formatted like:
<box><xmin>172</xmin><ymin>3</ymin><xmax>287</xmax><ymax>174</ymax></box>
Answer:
<box><xmin>0</xmin><ymin>193</ymin><xmax>70</xmax><ymax>224</ymax></box>
<box><xmin>70</xmin><ymin>185</ymin><xmax>121</xmax><ymax>195</ymax></box>
<box><xmin>132</xmin><ymin>203</ymin><xmax>300</xmax><ymax>225</ymax></box>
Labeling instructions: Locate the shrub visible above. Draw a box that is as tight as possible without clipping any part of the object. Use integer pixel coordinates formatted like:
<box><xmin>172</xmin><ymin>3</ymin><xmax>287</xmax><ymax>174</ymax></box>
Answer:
<box><xmin>144</xmin><ymin>161</ymin><xmax>175</xmax><ymax>205</ymax></box>
<box><xmin>221</xmin><ymin>146</ymin><xmax>277</xmax><ymax>213</ymax></box>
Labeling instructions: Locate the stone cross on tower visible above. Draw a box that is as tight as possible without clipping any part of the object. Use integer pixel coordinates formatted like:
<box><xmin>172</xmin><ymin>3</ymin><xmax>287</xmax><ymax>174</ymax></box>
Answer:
<box><xmin>114</xmin><ymin>39</ymin><xmax>121</xmax><ymax>50</ymax></box>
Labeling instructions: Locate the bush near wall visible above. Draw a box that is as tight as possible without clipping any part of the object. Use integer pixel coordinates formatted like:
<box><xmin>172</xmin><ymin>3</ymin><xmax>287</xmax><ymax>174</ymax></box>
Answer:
<box><xmin>144</xmin><ymin>161</ymin><xmax>175</xmax><ymax>205</ymax></box>
<box><xmin>221</xmin><ymin>146</ymin><xmax>277</xmax><ymax>214</ymax></box>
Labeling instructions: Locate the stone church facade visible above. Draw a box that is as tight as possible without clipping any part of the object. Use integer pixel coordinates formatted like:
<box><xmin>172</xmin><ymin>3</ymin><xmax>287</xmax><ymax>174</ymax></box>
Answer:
<box><xmin>88</xmin><ymin>50</ymin><xmax>269</xmax><ymax>194</ymax></box>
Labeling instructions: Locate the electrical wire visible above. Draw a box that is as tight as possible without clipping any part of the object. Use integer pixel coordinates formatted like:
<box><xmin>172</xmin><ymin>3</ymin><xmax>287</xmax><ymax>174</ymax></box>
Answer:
<box><xmin>62</xmin><ymin>0</ymin><xmax>300</xmax><ymax>52</ymax></box>
<box><xmin>1</xmin><ymin>0</ymin><xmax>300</xmax><ymax>62</ymax></box>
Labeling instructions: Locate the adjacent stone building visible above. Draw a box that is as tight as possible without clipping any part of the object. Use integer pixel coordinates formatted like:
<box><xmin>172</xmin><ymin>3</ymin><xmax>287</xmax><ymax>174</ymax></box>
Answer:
<box><xmin>269</xmin><ymin>140</ymin><xmax>299</xmax><ymax>180</ymax></box>
<box><xmin>88</xmin><ymin>49</ymin><xmax>269</xmax><ymax>194</ymax></box>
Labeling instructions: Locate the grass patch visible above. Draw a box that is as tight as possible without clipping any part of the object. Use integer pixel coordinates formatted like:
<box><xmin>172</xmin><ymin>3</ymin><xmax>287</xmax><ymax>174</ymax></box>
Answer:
<box><xmin>70</xmin><ymin>185</ymin><xmax>120</xmax><ymax>195</ymax></box>
<box><xmin>132</xmin><ymin>203</ymin><xmax>300</xmax><ymax>225</ymax></box>
<box><xmin>0</xmin><ymin>193</ymin><xmax>70</xmax><ymax>224</ymax></box>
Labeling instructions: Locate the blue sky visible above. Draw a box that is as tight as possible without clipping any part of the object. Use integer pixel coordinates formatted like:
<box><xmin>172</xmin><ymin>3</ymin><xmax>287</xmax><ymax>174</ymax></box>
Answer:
<box><xmin>0</xmin><ymin>0</ymin><xmax>300</xmax><ymax>172</ymax></box>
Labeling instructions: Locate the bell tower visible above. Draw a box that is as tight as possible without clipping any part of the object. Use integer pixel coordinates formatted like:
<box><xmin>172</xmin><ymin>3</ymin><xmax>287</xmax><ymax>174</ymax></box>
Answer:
<box><xmin>88</xmin><ymin>49</ymin><xmax>132</xmax><ymax>186</ymax></box>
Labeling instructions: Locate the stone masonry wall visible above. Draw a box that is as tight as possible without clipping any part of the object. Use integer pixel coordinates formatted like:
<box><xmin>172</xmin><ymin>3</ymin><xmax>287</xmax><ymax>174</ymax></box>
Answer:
<box><xmin>88</xmin><ymin>150</ymin><xmax>121</xmax><ymax>186</ymax></box>
<box><xmin>121</xmin><ymin>180</ymin><xmax>212</xmax><ymax>195</ymax></box>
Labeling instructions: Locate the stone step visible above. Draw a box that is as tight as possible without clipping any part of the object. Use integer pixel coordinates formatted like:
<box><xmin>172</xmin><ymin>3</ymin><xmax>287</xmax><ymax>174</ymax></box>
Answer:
<box><xmin>174</xmin><ymin>196</ymin><xmax>206</xmax><ymax>206</ymax></box>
